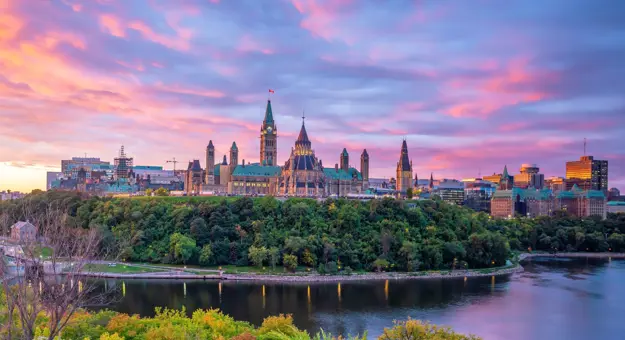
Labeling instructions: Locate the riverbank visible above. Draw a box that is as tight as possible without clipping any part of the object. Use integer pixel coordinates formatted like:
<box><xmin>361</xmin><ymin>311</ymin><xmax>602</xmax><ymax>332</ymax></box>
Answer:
<box><xmin>76</xmin><ymin>263</ymin><xmax>523</xmax><ymax>282</ymax></box>
<box><xmin>519</xmin><ymin>252</ymin><xmax>625</xmax><ymax>261</ymax></box>
<box><xmin>74</xmin><ymin>252</ymin><xmax>625</xmax><ymax>282</ymax></box>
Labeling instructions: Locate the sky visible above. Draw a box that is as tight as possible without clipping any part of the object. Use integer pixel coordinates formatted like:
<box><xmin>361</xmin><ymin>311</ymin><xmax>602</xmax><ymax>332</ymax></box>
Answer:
<box><xmin>0</xmin><ymin>0</ymin><xmax>624</xmax><ymax>193</ymax></box>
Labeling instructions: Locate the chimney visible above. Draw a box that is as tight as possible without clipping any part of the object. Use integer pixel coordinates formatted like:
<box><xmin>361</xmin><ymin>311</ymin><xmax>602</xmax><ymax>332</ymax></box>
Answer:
<box><xmin>242</xmin><ymin>159</ymin><xmax>245</xmax><ymax>167</ymax></box>
<box><xmin>335</xmin><ymin>163</ymin><xmax>339</xmax><ymax>172</ymax></box>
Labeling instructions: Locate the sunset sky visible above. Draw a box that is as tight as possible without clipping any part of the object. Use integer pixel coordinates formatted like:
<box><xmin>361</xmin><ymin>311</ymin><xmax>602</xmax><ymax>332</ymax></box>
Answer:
<box><xmin>1</xmin><ymin>0</ymin><xmax>624</xmax><ymax>192</ymax></box>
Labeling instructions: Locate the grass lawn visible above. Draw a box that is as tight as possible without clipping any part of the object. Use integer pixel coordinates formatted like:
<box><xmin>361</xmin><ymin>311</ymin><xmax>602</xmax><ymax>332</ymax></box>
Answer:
<box><xmin>32</xmin><ymin>246</ymin><xmax>53</xmax><ymax>258</ymax></box>
<box><xmin>84</xmin><ymin>263</ymin><xmax>165</xmax><ymax>274</ymax></box>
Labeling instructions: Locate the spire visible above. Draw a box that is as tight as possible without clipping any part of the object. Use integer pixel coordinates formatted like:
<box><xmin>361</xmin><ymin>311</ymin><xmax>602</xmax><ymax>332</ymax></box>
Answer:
<box><xmin>362</xmin><ymin>149</ymin><xmax>368</xmax><ymax>157</ymax></box>
<box><xmin>231</xmin><ymin>141</ymin><xmax>238</xmax><ymax>150</ymax></box>
<box><xmin>208</xmin><ymin>140</ymin><xmax>214</xmax><ymax>148</ymax></box>
<box><xmin>502</xmin><ymin>165</ymin><xmax>509</xmax><ymax>178</ymax></box>
<box><xmin>342</xmin><ymin>148</ymin><xmax>349</xmax><ymax>156</ymax></box>
<box><xmin>263</xmin><ymin>100</ymin><xmax>274</xmax><ymax>125</ymax></box>
<box><xmin>398</xmin><ymin>139</ymin><xmax>410</xmax><ymax>171</ymax></box>
<box><xmin>429</xmin><ymin>172</ymin><xmax>434</xmax><ymax>189</ymax></box>
<box><xmin>222</xmin><ymin>155</ymin><xmax>227</xmax><ymax>165</ymax></box>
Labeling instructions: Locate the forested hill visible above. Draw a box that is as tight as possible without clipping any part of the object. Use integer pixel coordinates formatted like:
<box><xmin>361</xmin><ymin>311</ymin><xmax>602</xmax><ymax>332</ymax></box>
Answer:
<box><xmin>2</xmin><ymin>192</ymin><xmax>624</xmax><ymax>272</ymax></box>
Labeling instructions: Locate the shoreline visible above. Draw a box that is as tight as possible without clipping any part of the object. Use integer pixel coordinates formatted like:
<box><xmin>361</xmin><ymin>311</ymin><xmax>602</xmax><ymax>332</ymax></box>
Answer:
<box><xmin>519</xmin><ymin>252</ymin><xmax>625</xmax><ymax>261</ymax></box>
<box><xmin>76</xmin><ymin>265</ymin><xmax>524</xmax><ymax>282</ymax></box>
<box><xmin>28</xmin><ymin>252</ymin><xmax>625</xmax><ymax>283</ymax></box>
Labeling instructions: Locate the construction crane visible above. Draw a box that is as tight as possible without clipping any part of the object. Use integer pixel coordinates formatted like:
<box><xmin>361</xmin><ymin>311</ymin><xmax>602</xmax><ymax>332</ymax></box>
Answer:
<box><xmin>166</xmin><ymin>158</ymin><xmax>179</xmax><ymax>172</ymax></box>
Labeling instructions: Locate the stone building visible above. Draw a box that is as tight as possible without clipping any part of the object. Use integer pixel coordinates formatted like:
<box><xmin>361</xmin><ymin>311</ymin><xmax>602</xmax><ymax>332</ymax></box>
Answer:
<box><xmin>260</xmin><ymin>100</ymin><xmax>278</xmax><ymax>166</ymax></box>
<box><xmin>205</xmin><ymin>141</ymin><xmax>215</xmax><ymax>185</ymax></box>
<box><xmin>395</xmin><ymin>140</ymin><xmax>413</xmax><ymax>194</ymax></box>
<box><xmin>184</xmin><ymin>160</ymin><xmax>203</xmax><ymax>195</ymax></box>
<box><xmin>556</xmin><ymin>185</ymin><xmax>606</xmax><ymax>219</ymax></box>
<box><xmin>278</xmin><ymin>119</ymin><xmax>326</xmax><ymax>196</ymax></box>
<box><xmin>192</xmin><ymin>99</ymin><xmax>369</xmax><ymax>196</ymax></box>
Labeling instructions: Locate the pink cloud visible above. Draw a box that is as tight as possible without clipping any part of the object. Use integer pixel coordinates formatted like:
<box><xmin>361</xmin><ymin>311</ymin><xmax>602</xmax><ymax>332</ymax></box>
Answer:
<box><xmin>440</xmin><ymin>56</ymin><xmax>558</xmax><ymax>118</ymax></box>
<box><xmin>99</xmin><ymin>14</ymin><xmax>126</xmax><ymax>38</ymax></box>
<box><xmin>291</xmin><ymin>0</ymin><xmax>355</xmax><ymax>43</ymax></box>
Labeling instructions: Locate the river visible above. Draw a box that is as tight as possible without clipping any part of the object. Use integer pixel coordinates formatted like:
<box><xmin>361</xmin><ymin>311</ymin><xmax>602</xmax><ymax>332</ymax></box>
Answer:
<box><xmin>93</xmin><ymin>257</ymin><xmax>625</xmax><ymax>339</ymax></box>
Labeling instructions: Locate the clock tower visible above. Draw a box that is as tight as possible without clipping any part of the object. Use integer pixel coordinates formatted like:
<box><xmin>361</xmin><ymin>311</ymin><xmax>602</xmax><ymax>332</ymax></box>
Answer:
<box><xmin>260</xmin><ymin>100</ymin><xmax>278</xmax><ymax>166</ymax></box>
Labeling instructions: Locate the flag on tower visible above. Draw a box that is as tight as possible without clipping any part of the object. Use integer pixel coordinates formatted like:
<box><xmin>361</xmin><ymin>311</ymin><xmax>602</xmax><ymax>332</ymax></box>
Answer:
<box><xmin>269</xmin><ymin>89</ymin><xmax>275</xmax><ymax>94</ymax></box>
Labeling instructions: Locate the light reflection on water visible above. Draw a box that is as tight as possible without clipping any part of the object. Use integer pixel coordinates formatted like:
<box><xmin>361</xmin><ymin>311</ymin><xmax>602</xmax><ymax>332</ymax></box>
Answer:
<box><xmin>92</xmin><ymin>258</ymin><xmax>625</xmax><ymax>340</ymax></box>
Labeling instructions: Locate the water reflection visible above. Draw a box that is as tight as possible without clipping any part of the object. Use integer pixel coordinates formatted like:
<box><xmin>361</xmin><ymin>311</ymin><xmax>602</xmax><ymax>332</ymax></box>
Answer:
<box><xmin>91</xmin><ymin>258</ymin><xmax>625</xmax><ymax>340</ymax></box>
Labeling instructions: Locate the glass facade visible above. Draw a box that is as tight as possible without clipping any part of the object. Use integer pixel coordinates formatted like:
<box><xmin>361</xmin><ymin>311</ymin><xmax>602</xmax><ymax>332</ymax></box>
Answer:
<box><xmin>565</xmin><ymin>156</ymin><xmax>608</xmax><ymax>191</ymax></box>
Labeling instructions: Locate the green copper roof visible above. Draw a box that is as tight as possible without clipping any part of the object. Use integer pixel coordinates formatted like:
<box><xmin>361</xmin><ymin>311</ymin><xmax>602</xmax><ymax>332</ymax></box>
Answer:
<box><xmin>557</xmin><ymin>190</ymin><xmax>576</xmax><ymax>199</ymax></box>
<box><xmin>214</xmin><ymin>164</ymin><xmax>221</xmax><ymax>176</ymax></box>
<box><xmin>232</xmin><ymin>164</ymin><xmax>281</xmax><ymax>177</ymax></box>
<box><xmin>342</xmin><ymin>148</ymin><xmax>349</xmax><ymax>156</ymax></box>
<box><xmin>608</xmin><ymin>201</ymin><xmax>625</xmax><ymax>206</ymax></box>
<box><xmin>231</xmin><ymin>142</ymin><xmax>238</xmax><ymax>151</ymax></box>
<box><xmin>323</xmin><ymin>167</ymin><xmax>361</xmax><ymax>180</ymax></box>
<box><xmin>585</xmin><ymin>190</ymin><xmax>605</xmax><ymax>199</ymax></box>
<box><xmin>502</xmin><ymin>165</ymin><xmax>509</xmax><ymax>178</ymax></box>
<box><xmin>264</xmin><ymin>100</ymin><xmax>274</xmax><ymax>125</ymax></box>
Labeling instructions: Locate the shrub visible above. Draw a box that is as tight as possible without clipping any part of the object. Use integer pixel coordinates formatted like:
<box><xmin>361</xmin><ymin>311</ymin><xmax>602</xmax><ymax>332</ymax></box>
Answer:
<box><xmin>379</xmin><ymin>319</ymin><xmax>481</xmax><ymax>340</ymax></box>
<box><xmin>283</xmin><ymin>254</ymin><xmax>298</xmax><ymax>272</ymax></box>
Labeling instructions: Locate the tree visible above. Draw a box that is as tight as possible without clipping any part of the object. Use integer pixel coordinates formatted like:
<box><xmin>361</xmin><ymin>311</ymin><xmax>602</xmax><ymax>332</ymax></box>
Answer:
<box><xmin>283</xmin><ymin>254</ymin><xmax>298</xmax><ymax>272</ymax></box>
<box><xmin>190</xmin><ymin>217</ymin><xmax>210</xmax><ymax>246</ymax></box>
<box><xmin>373</xmin><ymin>258</ymin><xmax>389</xmax><ymax>272</ymax></box>
<box><xmin>406</xmin><ymin>188</ymin><xmax>413</xmax><ymax>199</ymax></box>
<box><xmin>145</xmin><ymin>188</ymin><xmax>153</xmax><ymax>196</ymax></box>
<box><xmin>268</xmin><ymin>247</ymin><xmax>280</xmax><ymax>270</ymax></box>
<box><xmin>0</xmin><ymin>200</ymin><xmax>114</xmax><ymax>340</ymax></box>
<box><xmin>199</xmin><ymin>244</ymin><xmax>213</xmax><ymax>266</ymax></box>
<box><xmin>248</xmin><ymin>245</ymin><xmax>268</xmax><ymax>267</ymax></box>
<box><xmin>154</xmin><ymin>187</ymin><xmax>169</xmax><ymax>196</ymax></box>
<box><xmin>169</xmin><ymin>233</ymin><xmax>196</xmax><ymax>264</ymax></box>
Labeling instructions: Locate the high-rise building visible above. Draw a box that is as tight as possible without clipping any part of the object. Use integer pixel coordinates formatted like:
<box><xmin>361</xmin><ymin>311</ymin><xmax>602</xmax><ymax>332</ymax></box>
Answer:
<box><xmin>206</xmin><ymin>140</ymin><xmax>215</xmax><ymax>185</ymax></box>
<box><xmin>260</xmin><ymin>100</ymin><xmax>278</xmax><ymax>166</ymax></box>
<box><xmin>395</xmin><ymin>140</ymin><xmax>413</xmax><ymax>194</ymax></box>
<box><xmin>514</xmin><ymin>163</ymin><xmax>545</xmax><ymax>189</ymax></box>
<box><xmin>545</xmin><ymin>177</ymin><xmax>567</xmax><ymax>193</ymax></box>
<box><xmin>464</xmin><ymin>179</ymin><xmax>496</xmax><ymax>213</ymax></box>
<box><xmin>61</xmin><ymin>157</ymin><xmax>110</xmax><ymax>179</ymax></box>
<box><xmin>565</xmin><ymin>156</ymin><xmax>608</xmax><ymax>191</ymax></box>
<box><xmin>433</xmin><ymin>179</ymin><xmax>465</xmax><ymax>205</ymax></box>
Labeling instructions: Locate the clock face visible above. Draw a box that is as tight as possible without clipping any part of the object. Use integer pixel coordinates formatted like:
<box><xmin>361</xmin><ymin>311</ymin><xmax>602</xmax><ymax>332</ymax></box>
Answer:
<box><xmin>267</xmin><ymin>127</ymin><xmax>273</xmax><ymax>133</ymax></box>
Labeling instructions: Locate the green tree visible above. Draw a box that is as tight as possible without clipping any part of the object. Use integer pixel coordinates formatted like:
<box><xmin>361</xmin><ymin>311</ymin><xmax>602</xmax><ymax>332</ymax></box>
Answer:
<box><xmin>199</xmin><ymin>244</ymin><xmax>213</xmax><ymax>266</ymax></box>
<box><xmin>145</xmin><ymin>188</ymin><xmax>153</xmax><ymax>196</ymax></box>
<box><xmin>283</xmin><ymin>254</ymin><xmax>298</xmax><ymax>272</ymax></box>
<box><xmin>248</xmin><ymin>245</ymin><xmax>269</xmax><ymax>267</ymax></box>
<box><xmin>373</xmin><ymin>258</ymin><xmax>389</xmax><ymax>272</ymax></box>
<box><xmin>268</xmin><ymin>247</ymin><xmax>280</xmax><ymax>270</ymax></box>
<box><xmin>154</xmin><ymin>187</ymin><xmax>169</xmax><ymax>196</ymax></box>
<box><xmin>406</xmin><ymin>188</ymin><xmax>413</xmax><ymax>199</ymax></box>
<box><xmin>169</xmin><ymin>233</ymin><xmax>196</xmax><ymax>264</ymax></box>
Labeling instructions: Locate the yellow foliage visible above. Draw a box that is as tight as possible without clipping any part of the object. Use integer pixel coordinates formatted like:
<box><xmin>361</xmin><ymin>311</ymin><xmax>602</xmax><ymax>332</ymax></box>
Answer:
<box><xmin>379</xmin><ymin>320</ymin><xmax>481</xmax><ymax>340</ymax></box>
<box><xmin>100</xmin><ymin>332</ymin><xmax>125</xmax><ymax>340</ymax></box>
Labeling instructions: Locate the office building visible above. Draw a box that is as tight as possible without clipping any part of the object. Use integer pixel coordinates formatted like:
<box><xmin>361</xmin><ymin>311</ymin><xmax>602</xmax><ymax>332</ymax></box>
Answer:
<box><xmin>545</xmin><ymin>177</ymin><xmax>567</xmax><ymax>193</ymax></box>
<box><xmin>565</xmin><ymin>155</ymin><xmax>608</xmax><ymax>191</ymax></box>
<box><xmin>464</xmin><ymin>179</ymin><xmax>497</xmax><ymax>212</ymax></box>
<box><xmin>433</xmin><ymin>179</ymin><xmax>465</xmax><ymax>205</ymax></box>
<box><xmin>514</xmin><ymin>163</ymin><xmax>544</xmax><ymax>189</ymax></box>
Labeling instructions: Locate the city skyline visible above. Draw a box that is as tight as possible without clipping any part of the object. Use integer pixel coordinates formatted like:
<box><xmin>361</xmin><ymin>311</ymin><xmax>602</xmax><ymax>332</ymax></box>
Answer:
<box><xmin>1</xmin><ymin>0</ymin><xmax>624</xmax><ymax>192</ymax></box>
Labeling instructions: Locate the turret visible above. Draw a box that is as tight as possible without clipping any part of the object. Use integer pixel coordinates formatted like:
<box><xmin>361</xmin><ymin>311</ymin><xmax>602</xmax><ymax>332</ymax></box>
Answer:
<box><xmin>340</xmin><ymin>148</ymin><xmax>349</xmax><ymax>171</ymax></box>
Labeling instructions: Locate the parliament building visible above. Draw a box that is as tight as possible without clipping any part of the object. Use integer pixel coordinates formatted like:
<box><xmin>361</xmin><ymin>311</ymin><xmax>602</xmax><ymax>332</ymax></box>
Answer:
<box><xmin>186</xmin><ymin>100</ymin><xmax>370</xmax><ymax>196</ymax></box>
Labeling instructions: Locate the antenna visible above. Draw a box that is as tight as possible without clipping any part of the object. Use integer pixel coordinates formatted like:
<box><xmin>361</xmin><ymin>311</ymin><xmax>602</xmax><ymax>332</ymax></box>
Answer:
<box><xmin>302</xmin><ymin>109</ymin><xmax>305</xmax><ymax>124</ymax></box>
<box><xmin>583</xmin><ymin>138</ymin><xmax>587</xmax><ymax>156</ymax></box>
